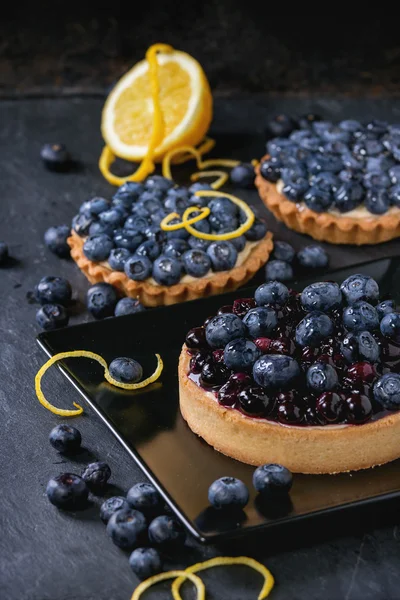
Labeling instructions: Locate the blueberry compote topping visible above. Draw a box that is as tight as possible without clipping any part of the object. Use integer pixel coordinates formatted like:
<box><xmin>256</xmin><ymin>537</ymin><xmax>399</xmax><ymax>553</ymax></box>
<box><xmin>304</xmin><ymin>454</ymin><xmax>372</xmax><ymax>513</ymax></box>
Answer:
<box><xmin>186</xmin><ymin>276</ymin><xmax>400</xmax><ymax>427</ymax></box>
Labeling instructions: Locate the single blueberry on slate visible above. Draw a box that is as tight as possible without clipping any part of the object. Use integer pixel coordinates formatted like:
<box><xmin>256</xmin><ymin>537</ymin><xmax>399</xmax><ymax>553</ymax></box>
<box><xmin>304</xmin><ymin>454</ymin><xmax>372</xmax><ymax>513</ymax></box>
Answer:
<box><xmin>230</xmin><ymin>162</ymin><xmax>255</xmax><ymax>188</ymax></box>
<box><xmin>223</xmin><ymin>338</ymin><xmax>261</xmax><ymax>370</ymax></box>
<box><xmin>253</xmin><ymin>354</ymin><xmax>300</xmax><ymax>388</ymax></box>
<box><xmin>106</xmin><ymin>508</ymin><xmax>147</xmax><ymax>549</ymax></box>
<box><xmin>271</xmin><ymin>241</ymin><xmax>295</xmax><ymax>263</ymax></box>
<box><xmin>35</xmin><ymin>276</ymin><xmax>72</xmax><ymax>306</ymax></box>
<box><xmin>44</xmin><ymin>225</ymin><xmax>71</xmax><ymax>258</ymax></box>
<box><xmin>340</xmin><ymin>274</ymin><xmax>379</xmax><ymax>304</ymax></box>
<box><xmin>129</xmin><ymin>547</ymin><xmax>162</xmax><ymax>580</ymax></box>
<box><xmin>265</xmin><ymin>260</ymin><xmax>293</xmax><ymax>282</ymax></box>
<box><xmin>255</xmin><ymin>281</ymin><xmax>289</xmax><ymax>307</ymax></box>
<box><xmin>86</xmin><ymin>283</ymin><xmax>118</xmax><ymax>319</ymax></box>
<box><xmin>265</xmin><ymin>114</ymin><xmax>297</xmax><ymax>138</ymax></box>
<box><xmin>205</xmin><ymin>313</ymin><xmax>246</xmax><ymax>348</ymax></box>
<box><xmin>46</xmin><ymin>473</ymin><xmax>89</xmax><ymax>509</ymax></box>
<box><xmin>127</xmin><ymin>482</ymin><xmax>163</xmax><ymax>515</ymax></box>
<box><xmin>83</xmin><ymin>234</ymin><xmax>114</xmax><ymax>261</ymax></box>
<box><xmin>307</xmin><ymin>361</ymin><xmax>338</xmax><ymax>392</ymax></box>
<box><xmin>253</xmin><ymin>463</ymin><xmax>293</xmax><ymax>495</ymax></box>
<box><xmin>36</xmin><ymin>304</ymin><xmax>69</xmax><ymax>330</ymax></box>
<box><xmin>148</xmin><ymin>515</ymin><xmax>186</xmax><ymax>547</ymax></box>
<box><xmin>297</xmin><ymin>245</ymin><xmax>329</xmax><ymax>269</ymax></box>
<box><xmin>40</xmin><ymin>143</ymin><xmax>71</xmax><ymax>171</ymax></box>
<box><xmin>208</xmin><ymin>477</ymin><xmax>249</xmax><ymax>509</ymax></box>
<box><xmin>49</xmin><ymin>424</ymin><xmax>82</xmax><ymax>454</ymax></box>
<box><xmin>380</xmin><ymin>312</ymin><xmax>400</xmax><ymax>343</ymax></box>
<box><xmin>81</xmin><ymin>462</ymin><xmax>111</xmax><ymax>490</ymax></box>
<box><xmin>373</xmin><ymin>373</ymin><xmax>400</xmax><ymax>410</ymax></box>
<box><xmin>124</xmin><ymin>255</ymin><xmax>152</xmax><ymax>281</ymax></box>
<box><xmin>100</xmin><ymin>496</ymin><xmax>129</xmax><ymax>524</ymax></box>
<box><xmin>114</xmin><ymin>297</ymin><xmax>145</xmax><ymax>317</ymax></box>
<box><xmin>343</xmin><ymin>301</ymin><xmax>379</xmax><ymax>333</ymax></box>
<box><xmin>108</xmin><ymin>248</ymin><xmax>131</xmax><ymax>272</ymax></box>
<box><xmin>109</xmin><ymin>357</ymin><xmax>143</xmax><ymax>383</ymax></box>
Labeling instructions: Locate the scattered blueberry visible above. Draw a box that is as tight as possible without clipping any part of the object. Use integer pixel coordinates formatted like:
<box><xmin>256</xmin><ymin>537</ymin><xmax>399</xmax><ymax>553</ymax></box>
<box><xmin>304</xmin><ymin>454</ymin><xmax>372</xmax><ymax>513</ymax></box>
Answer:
<box><xmin>114</xmin><ymin>297</ymin><xmax>145</xmax><ymax>317</ymax></box>
<box><xmin>253</xmin><ymin>354</ymin><xmax>300</xmax><ymax>389</ymax></box>
<box><xmin>109</xmin><ymin>357</ymin><xmax>143</xmax><ymax>383</ymax></box>
<box><xmin>129</xmin><ymin>547</ymin><xmax>162</xmax><ymax>580</ymax></box>
<box><xmin>49</xmin><ymin>424</ymin><xmax>82</xmax><ymax>454</ymax></box>
<box><xmin>35</xmin><ymin>276</ymin><xmax>72</xmax><ymax>305</ymax></box>
<box><xmin>380</xmin><ymin>312</ymin><xmax>400</xmax><ymax>343</ymax></box>
<box><xmin>81</xmin><ymin>462</ymin><xmax>111</xmax><ymax>490</ymax></box>
<box><xmin>83</xmin><ymin>234</ymin><xmax>114</xmax><ymax>261</ymax></box>
<box><xmin>148</xmin><ymin>515</ymin><xmax>186</xmax><ymax>547</ymax></box>
<box><xmin>307</xmin><ymin>361</ymin><xmax>338</xmax><ymax>392</ymax></box>
<box><xmin>230</xmin><ymin>162</ymin><xmax>255</xmax><ymax>188</ymax></box>
<box><xmin>41</xmin><ymin>143</ymin><xmax>71</xmax><ymax>171</ymax></box>
<box><xmin>106</xmin><ymin>508</ymin><xmax>147</xmax><ymax>549</ymax></box>
<box><xmin>127</xmin><ymin>482</ymin><xmax>163</xmax><ymax>515</ymax></box>
<box><xmin>36</xmin><ymin>304</ymin><xmax>69</xmax><ymax>330</ymax></box>
<box><xmin>100</xmin><ymin>496</ymin><xmax>129</xmax><ymax>524</ymax></box>
<box><xmin>340</xmin><ymin>274</ymin><xmax>379</xmax><ymax>305</ymax></box>
<box><xmin>297</xmin><ymin>245</ymin><xmax>329</xmax><ymax>269</ymax></box>
<box><xmin>255</xmin><ymin>281</ymin><xmax>289</xmax><ymax>307</ymax></box>
<box><xmin>373</xmin><ymin>373</ymin><xmax>400</xmax><ymax>410</ymax></box>
<box><xmin>86</xmin><ymin>283</ymin><xmax>118</xmax><ymax>319</ymax></box>
<box><xmin>265</xmin><ymin>260</ymin><xmax>293</xmax><ymax>282</ymax></box>
<box><xmin>208</xmin><ymin>477</ymin><xmax>249</xmax><ymax>509</ymax></box>
<box><xmin>271</xmin><ymin>241</ymin><xmax>295</xmax><ymax>263</ymax></box>
<box><xmin>44</xmin><ymin>225</ymin><xmax>70</xmax><ymax>258</ymax></box>
<box><xmin>253</xmin><ymin>464</ymin><xmax>293</xmax><ymax>495</ymax></box>
<box><xmin>46</xmin><ymin>473</ymin><xmax>89</xmax><ymax>509</ymax></box>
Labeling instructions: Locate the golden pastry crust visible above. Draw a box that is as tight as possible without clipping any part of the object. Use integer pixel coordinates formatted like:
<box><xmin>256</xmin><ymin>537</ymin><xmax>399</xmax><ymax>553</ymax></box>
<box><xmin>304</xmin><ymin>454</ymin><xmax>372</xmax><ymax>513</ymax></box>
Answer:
<box><xmin>179</xmin><ymin>347</ymin><xmax>400</xmax><ymax>474</ymax></box>
<box><xmin>68</xmin><ymin>231</ymin><xmax>273</xmax><ymax>307</ymax></box>
<box><xmin>255</xmin><ymin>157</ymin><xmax>400</xmax><ymax>245</ymax></box>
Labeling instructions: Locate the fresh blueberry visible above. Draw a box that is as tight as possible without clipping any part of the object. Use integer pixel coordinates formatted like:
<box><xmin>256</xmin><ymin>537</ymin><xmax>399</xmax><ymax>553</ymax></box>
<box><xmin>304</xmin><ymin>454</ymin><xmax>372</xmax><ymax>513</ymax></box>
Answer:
<box><xmin>99</xmin><ymin>208</ymin><xmax>125</xmax><ymax>228</ymax></box>
<box><xmin>307</xmin><ymin>153</ymin><xmax>343</xmax><ymax>175</ymax></box>
<box><xmin>389</xmin><ymin>184</ymin><xmax>400</xmax><ymax>207</ymax></box>
<box><xmin>243</xmin><ymin>307</ymin><xmax>278</xmax><ymax>338</ymax></box>
<box><xmin>124</xmin><ymin>255</ymin><xmax>152</xmax><ymax>281</ymax></box>
<box><xmin>205</xmin><ymin>313</ymin><xmax>246</xmax><ymax>348</ymax></box>
<box><xmin>265</xmin><ymin>260</ymin><xmax>293</xmax><ymax>282</ymax></box>
<box><xmin>310</xmin><ymin>172</ymin><xmax>339</xmax><ymax>192</ymax></box>
<box><xmin>108</xmin><ymin>248</ymin><xmax>131</xmax><ymax>271</ymax></box>
<box><xmin>304</xmin><ymin>186</ymin><xmax>333</xmax><ymax>212</ymax></box>
<box><xmin>113</xmin><ymin>182</ymin><xmax>144</xmax><ymax>207</ymax></box>
<box><xmin>83</xmin><ymin>234</ymin><xmax>113</xmax><ymax>261</ymax></box>
<box><xmin>343</xmin><ymin>301</ymin><xmax>379</xmax><ymax>333</ymax></box>
<box><xmin>182</xmin><ymin>249</ymin><xmax>211</xmax><ymax>278</ymax></box>
<box><xmin>40</xmin><ymin>143</ymin><xmax>71</xmax><ymax>171</ymax></box>
<box><xmin>191</xmin><ymin>212</ymin><xmax>211</xmax><ymax>234</ymax></box>
<box><xmin>100</xmin><ymin>496</ymin><xmax>129</xmax><ymax>524</ymax></box>
<box><xmin>255</xmin><ymin>281</ymin><xmax>289</xmax><ymax>307</ymax></box>
<box><xmin>321</xmin><ymin>126</ymin><xmax>350</xmax><ymax>144</ymax></box>
<box><xmin>373</xmin><ymin>373</ymin><xmax>400</xmax><ymax>410</ymax></box>
<box><xmin>265</xmin><ymin>114</ymin><xmax>297</xmax><ymax>138</ymax></box>
<box><xmin>188</xmin><ymin>181</ymin><xmax>213</xmax><ymax>194</ymax></box>
<box><xmin>113</xmin><ymin>229</ymin><xmax>144</xmax><ymax>253</ymax></box>
<box><xmin>341</xmin><ymin>151</ymin><xmax>365</xmax><ymax>171</ymax></box>
<box><xmin>376</xmin><ymin>299</ymin><xmax>397</xmax><ymax>319</ymax></box>
<box><xmin>106</xmin><ymin>508</ymin><xmax>147</xmax><ymax>549</ymax></box>
<box><xmin>164</xmin><ymin>193</ymin><xmax>188</xmax><ymax>215</ymax></box>
<box><xmin>253</xmin><ymin>464</ymin><xmax>293</xmax><ymax>495</ymax></box>
<box><xmin>188</xmin><ymin>236</ymin><xmax>210</xmax><ymax>251</ymax></box>
<box><xmin>380</xmin><ymin>312</ymin><xmax>400</xmax><ymax>343</ymax></box>
<box><xmin>207</xmin><ymin>241</ymin><xmax>237</xmax><ymax>271</ymax></box>
<box><xmin>44</xmin><ymin>225</ymin><xmax>70</xmax><ymax>258</ymax></box>
<box><xmin>297</xmin><ymin>245</ymin><xmax>329</xmax><ymax>269</ymax></box>
<box><xmin>72</xmin><ymin>213</ymin><xmax>93</xmax><ymax>236</ymax></box>
<box><xmin>281</xmin><ymin>169</ymin><xmax>309</xmax><ymax>201</ymax></box>
<box><xmin>127</xmin><ymin>482</ymin><xmax>163</xmax><ymax>515</ymax></box>
<box><xmin>245</xmin><ymin>218</ymin><xmax>268</xmax><ymax>241</ymax></box>
<box><xmin>35</xmin><ymin>276</ymin><xmax>72</xmax><ymax>305</ymax></box>
<box><xmin>144</xmin><ymin>227</ymin><xmax>166</xmax><ymax>246</ymax></box>
<box><xmin>339</xmin><ymin>119</ymin><xmax>362</xmax><ymax>132</ymax></box>
<box><xmin>366</xmin><ymin>155</ymin><xmax>395</xmax><ymax>173</ymax></box>
<box><xmin>230</xmin><ymin>163</ymin><xmax>255</xmax><ymax>188</ymax></box>
<box><xmin>313</xmin><ymin>121</ymin><xmax>332</xmax><ymax>137</ymax></box>
<box><xmin>129</xmin><ymin>547</ymin><xmax>162</xmax><ymax>580</ymax></box>
<box><xmin>137</xmin><ymin>194</ymin><xmax>163</xmax><ymax>215</ymax></box>
<box><xmin>49</xmin><ymin>424</ymin><xmax>81</xmax><ymax>454</ymax></box>
<box><xmin>152</xmin><ymin>255</ymin><xmax>182</xmax><ymax>285</ymax></box>
<box><xmin>389</xmin><ymin>165</ymin><xmax>400</xmax><ymax>185</ymax></box>
<box><xmin>36</xmin><ymin>304</ymin><xmax>69</xmax><ymax>330</ymax></box>
<box><xmin>81</xmin><ymin>462</ymin><xmax>111</xmax><ymax>490</ymax></box>
<box><xmin>365</xmin><ymin>188</ymin><xmax>390</xmax><ymax>215</ymax></box>
<box><xmin>209</xmin><ymin>196</ymin><xmax>238</xmax><ymax>217</ymax></box>
<box><xmin>363</xmin><ymin>172</ymin><xmax>391</xmax><ymax>189</ymax></box>
<box><xmin>124</xmin><ymin>215</ymin><xmax>151</xmax><ymax>231</ymax></box>
<box><xmin>340</xmin><ymin>274</ymin><xmax>379</xmax><ymax>304</ymax></box>
<box><xmin>321</xmin><ymin>140</ymin><xmax>348</xmax><ymax>155</ymax></box>
<box><xmin>334</xmin><ymin>182</ymin><xmax>364</xmax><ymax>212</ymax></box>
<box><xmin>307</xmin><ymin>361</ymin><xmax>338</xmax><ymax>392</ymax></box>
<box><xmin>230</xmin><ymin>235</ymin><xmax>246</xmax><ymax>252</ymax></box>
<box><xmin>148</xmin><ymin>515</ymin><xmax>186</xmax><ymax>547</ymax></box>
<box><xmin>338</xmin><ymin>169</ymin><xmax>360</xmax><ymax>184</ymax></box>
<box><xmin>253</xmin><ymin>354</ymin><xmax>300</xmax><ymax>389</ymax></box>
<box><xmin>164</xmin><ymin>218</ymin><xmax>189</xmax><ymax>240</ymax></box>
<box><xmin>259</xmin><ymin>158</ymin><xmax>283</xmax><ymax>183</ymax></box>
<box><xmin>208</xmin><ymin>477</ymin><xmax>249</xmax><ymax>509</ymax></box>
<box><xmin>86</xmin><ymin>283</ymin><xmax>118</xmax><ymax>319</ymax></box>
<box><xmin>295</xmin><ymin>311</ymin><xmax>334</xmax><ymax>346</ymax></box>
<box><xmin>357</xmin><ymin>331</ymin><xmax>381</xmax><ymax>362</ymax></box>
<box><xmin>340</xmin><ymin>333</ymin><xmax>359</xmax><ymax>363</ymax></box>
<box><xmin>114</xmin><ymin>297</ymin><xmax>145</xmax><ymax>316</ymax></box>
<box><xmin>366</xmin><ymin>119</ymin><xmax>388</xmax><ymax>136</ymax></box>
<box><xmin>109</xmin><ymin>357</ymin><xmax>143</xmax><ymax>383</ymax></box>
<box><xmin>223</xmin><ymin>338</ymin><xmax>260</xmax><ymax>370</ymax></box>
<box><xmin>0</xmin><ymin>241</ymin><xmax>8</xmax><ymax>265</ymax></box>
<box><xmin>163</xmin><ymin>239</ymin><xmax>189</xmax><ymax>258</ymax></box>
<box><xmin>46</xmin><ymin>473</ymin><xmax>89</xmax><ymax>509</ymax></box>
<box><xmin>80</xmin><ymin>197</ymin><xmax>109</xmax><ymax>216</ymax></box>
<box><xmin>271</xmin><ymin>241</ymin><xmax>295</xmax><ymax>263</ymax></box>
<box><xmin>301</xmin><ymin>282</ymin><xmax>342</xmax><ymax>312</ymax></box>
<box><xmin>145</xmin><ymin>175</ymin><xmax>174</xmax><ymax>193</ymax></box>
<box><xmin>88</xmin><ymin>221</ymin><xmax>114</xmax><ymax>237</ymax></box>
<box><xmin>209</xmin><ymin>213</ymin><xmax>238</xmax><ymax>233</ymax></box>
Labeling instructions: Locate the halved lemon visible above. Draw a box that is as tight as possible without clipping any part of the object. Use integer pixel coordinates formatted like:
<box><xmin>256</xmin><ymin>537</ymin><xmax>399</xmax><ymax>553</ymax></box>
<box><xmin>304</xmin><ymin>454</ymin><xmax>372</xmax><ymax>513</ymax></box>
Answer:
<box><xmin>101</xmin><ymin>47</ymin><xmax>213</xmax><ymax>162</ymax></box>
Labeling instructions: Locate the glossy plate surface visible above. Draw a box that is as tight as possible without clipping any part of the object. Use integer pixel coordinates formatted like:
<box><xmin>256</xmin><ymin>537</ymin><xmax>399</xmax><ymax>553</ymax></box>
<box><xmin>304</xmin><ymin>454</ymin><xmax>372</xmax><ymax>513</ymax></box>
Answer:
<box><xmin>37</xmin><ymin>256</ymin><xmax>400</xmax><ymax>542</ymax></box>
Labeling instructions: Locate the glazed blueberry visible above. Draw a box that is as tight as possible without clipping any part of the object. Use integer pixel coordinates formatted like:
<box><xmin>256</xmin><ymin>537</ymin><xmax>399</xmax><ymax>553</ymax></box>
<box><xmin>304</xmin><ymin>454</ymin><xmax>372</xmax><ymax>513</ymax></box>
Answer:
<box><xmin>253</xmin><ymin>463</ymin><xmax>292</xmax><ymax>495</ymax></box>
<box><xmin>376</xmin><ymin>299</ymin><xmax>397</xmax><ymax>319</ymax></box>
<box><xmin>114</xmin><ymin>297</ymin><xmax>145</xmax><ymax>317</ymax></box>
<box><xmin>365</xmin><ymin>188</ymin><xmax>390</xmax><ymax>215</ymax></box>
<box><xmin>230</xmin><ymin>162</ymin><xmax>255</xmax><ymax>188</ymax></box>
<box><xmin>109</xmin><ymin>357</ymin><xmax>143</xmax><ymax>383</ymax></box>
<box><xmin>297</xmin><ymin>245</ymin><xmax>329</xmax><ymax>269</ymax></box>
<box><xmin>145</xmin><ymin>175</ymin><xmax>174</xmax><ymax>193</ymax></box>
<box><xmin>346</xmin><ymin>361</ymin><xmax>377</xmax><ymax>384</ymax></box>
<box><xmin>357</xmin><ymin>331</ymin><xmax>381</xmax><ymax>362</ymax></box>
<box><xmin>304</xmin><ymin>186</ymin><xmax>333</xmax><ymax>212</ymax></box>
<box><xmin>245</xmin><ymin>218</ymin><xmax>268</xmax><ymax>241</ymax></box>
<box><xmin>83</xmin><ymin>234</ymin><xmax>114</xmax><ymax>261</ymax></box>
<box><xmin>35</xmin><ymin>276</ymin><xmax>72</xmax><ymax>306</ymax></box>
<box><xmin>307</xmin><ymin>361</ymin><xmax>338</xmax><ymax>392</ymax></box>
<box><xmin>124</xmin><ymin>255</ymin><xmax>152</xmax><ymax>281</ymax></box>
<box><xmin>200</xmin><ymin>361</ymin><xmax>229</xmax><ymax>387</ymax></box>
<box><xmin>44</xmin><ymin>225</ymin><xmax>70</xmax><ymax>258</ymax></box>
<box><xmin>243</xmin><ymin>307</ymin><xmax>278</xmax><ymax>338</ymax></box>
<box><xmin>278</xmin><ymin>399</ymin><xmax>305</xmax><ymax>424</ymax></box>
<box><xmin>36</xmin><ymin>304</ymin><xmax>69</xmax><ymax>330</ymax></box>
<box><xmin>190</xmin><ymin>350</ymin><xmax>212</xmax><ymax>375</ymax></box>
<box><xmin>86</xmin><ymin>283</ymin><xmax>118</xmax><ymax>319</ymax></box>
<box><xmin>148</xmin><ymin>515</ymin><xmax>186</xmax><ymax>547</ymax></box>
<box><xmin>107</xmin><ymin>507</ymin><xmax>147</xmax><ymax>549</ymax></box>
<box><xmin>265</xmin><ymin>260</ymin><xmax>293</xmax><ymax>282</ymax></box>
<box><xmin>127</xmin><ymin>482</ymin><xmax>163</xmax><ymax>515</ymax></box>
<box><xmin>186</xmin><ymin>326</ymin><xmax>208</xmax><ymax>350</ymax></box>
<box><xmin>316</xmin><ymin>392</ymin><xmax>344</xmax><ymax>423</ymax></box>
<box><xmin>81</xmin><ymin>461</ymin><xmax>111</xmax><ymax>490</ymax></box>
<box><xmin>255</xmin><ymin>281</ymin><xmax>289</xmax><ymax>307</ymax></box>
<box><xmin>238</xmin><ymin>386</ymin><xmax>273</xmax><ymax>416</ymax></box>
<box><xmin>152</xmin><ymin>255</ymin><xmax>182</xmax><ymax>286</ymax></box>
<box><xmin>218</xmin><ymin>379</ymin><xmax>240</xmax><ymax>406</ymax></box>
<box><xmin>340</xmin><ymin>274</ymin><xmax>379</xmax><ymax>305</ymax></box>
<box><xmin>208</xmin><ymin>477</ymin><xmax>249</xmax><ymax>509</ymax></box>
<box><xmin>0</xmin><ymin>241</ymin><xmax>8</xmax><ymax>265</ymax></box>
<box><xmin>232</xmin><ymin>297</ymin><xmax>257</xmax><ymax>317</ymax></box>
<box><xmin>295</xmin><ymin>311</ymin><xmax>333</xmax><ymax>346</ymax></box>
<box><xmin>72</xmin><ymin>213</ymin><xmax>93</xmax><ymax>236</ymax></box>
<box><xmin>40</xmin><ymin>143</ymin><xmax>71</xmax><ymax>171</ymax></box>
<box><xmin>113</xmin><ymin>182</ymin><xmax>144</xmax><ymax>206</ymax></box>
<box><xmin>380</xmin><ymin>312</ymin><xmax>400</xmax><ymax>343</ymax></box>
<box><xmin>205</xmin><ymin>313</ymin><xmax>246</xmax><ymax>348</ymax></box>
<box><xmin>253</xmin><ymin>354</ymin><xmax>300</xmax><ymax>389</ymax></box>
<box><xmin>223</xmin><ymin>338</ymin><xmax>260</xmax><ymax>370</ymax></box>
<box><xmin>46</xmin><ymin>473</ymin><xmax>89</xmax><ymax>509</ymax></box>
<box><xmin>259</xmin><ymin>158</ymin><xmax>282</xmax><ymax>183</ymax></box>
<box><xmin>206</xmin><ymin>241</ymin><xmax>237</xmax><ymax>271</ymax></box>
<box><xmin>99</xmin><ymin>208</ymin><xmax>125</xmax><ymax>228</ymax></box>
<box><xmin>108</xmin><ymin>247</ymin><xmax>131</xmax><ymax>271</ymax></box>
<box><xmin>271</xmin><ymin>241</ymin><xmax>295</xmax><ymax>264</ymax></box>
<box><xmin>124</xmin><ymin>215</ymin><xmax>151</xmax><ymax>231</ymax></box>
<box><xmin>333</xmin><ymin>182</ymin><xmax>364</xmax><ymax>212</ymax></box>
<box><xmin>373</xmin><ymin>373</ymin><xmax>400</xmax><ymax>410</ymax></box>
<box><xmin>343</xmin><ymin>301</ymin><xmax>379</xmax><ymax>333</ymax></box>
<box><xmin>114</xmin><ymin>230</ymin><xmax>144</xmax><ymax>253</ymax></box>
<box><xmin>301</xmin><ymin>282</ymin><xmax>342</xmax><ymax>312</ymax></box>
<box><xmin>181</xmin><ymin>249</ymin><xmax>211</xmax><ymax>278</ymax></box>
<box><xmin>345</xmin><ymin>392</ymin><xmax>372</xmax><ymax>424</ymax></box>
<box><xmin>49</xmin><ymin>424</ymin><xmax>82</xmax><ymax>454</ymax></box>
<box><xmin>129</xmin><ymin>547</ymin><xmax>162</xmax><ymax>580</ymax></box>
<box><xmin>100</xmin><ymin>496</ymin><xmax>129</xmax><ymax>524</ymax></box>
<box><xmin>265</xmin><ymin>114</ymin><xmax>297</xmax><ymax>138</ymax></box>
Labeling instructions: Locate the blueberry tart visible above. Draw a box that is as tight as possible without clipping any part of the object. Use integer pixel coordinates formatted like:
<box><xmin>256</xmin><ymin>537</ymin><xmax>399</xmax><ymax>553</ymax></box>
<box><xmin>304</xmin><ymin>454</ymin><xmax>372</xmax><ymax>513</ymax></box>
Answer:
<box><xmin>255</xmin><ymin>119</ymin><xmax>400</xmax><ymax>245</ymax></box>
<box><xmin>68</xmin><ymin>178</ymin><xmax>273</xmax><ymax>306</ymax></box>
<box><xmin>179</xmin><ymin>275</ymin><xmax>400</xmax><ymax>473</ymax></box>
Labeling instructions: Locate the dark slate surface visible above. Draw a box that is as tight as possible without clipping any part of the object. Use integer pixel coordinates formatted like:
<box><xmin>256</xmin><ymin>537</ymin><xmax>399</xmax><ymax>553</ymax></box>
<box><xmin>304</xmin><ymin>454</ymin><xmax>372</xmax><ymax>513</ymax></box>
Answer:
<box><xmin>1</xmin><ymin>96</ymin><xmax>400</xmax><ymax>600</ymax></box>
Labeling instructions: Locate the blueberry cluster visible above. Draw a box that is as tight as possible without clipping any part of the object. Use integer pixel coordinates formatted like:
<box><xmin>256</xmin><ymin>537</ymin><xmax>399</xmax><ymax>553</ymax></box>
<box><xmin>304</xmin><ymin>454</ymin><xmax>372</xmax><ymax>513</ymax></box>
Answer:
<box><xmin>260</xmin><ymin>116</ymin><xmax>400</xmax><ymax>215</ymax></box>
<box><xmin>186</xmin><ymin>274</ymin><xmax>400</xmax><ymax>426</ymax></box>
<box><xmin>72</xmin><ymin>176</ymin><xmax>267</xmax><ymax>286</ymax></box>
<box><xmin>266</xmin><ymin>240</ymin><xmax>329</xmax><ymax>282</ymax></box>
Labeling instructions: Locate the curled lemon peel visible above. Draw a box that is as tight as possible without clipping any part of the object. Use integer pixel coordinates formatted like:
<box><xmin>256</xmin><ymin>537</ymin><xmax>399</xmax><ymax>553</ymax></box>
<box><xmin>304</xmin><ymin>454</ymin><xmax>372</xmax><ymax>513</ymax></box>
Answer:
<box><xmin>171</xmin><ymin>556</ymin><xmax>275</xmax><ymax>600</ymax></box>
<box><xmin>131</xmin><ymin>570</ymin><xmax>205</xmax><ymax>600</ymax></box>
<box><xmin>190</xmin><ymin>169</ymin><xmax>229</xmax><ymax>190</ymax></box>
<box><xmin>160</xmin><ymin>190</ymin><xmax>255</xmax><ymax>241</ymax></box>
<box><xmin>169</xmin><ymin>137</ymin><xmax>216</xmax><ymax>165</ymax></box>
<box><xmin>35</xmin><ymin>350</ymin><xmax>163</xmax><ymax>416</ymax></box>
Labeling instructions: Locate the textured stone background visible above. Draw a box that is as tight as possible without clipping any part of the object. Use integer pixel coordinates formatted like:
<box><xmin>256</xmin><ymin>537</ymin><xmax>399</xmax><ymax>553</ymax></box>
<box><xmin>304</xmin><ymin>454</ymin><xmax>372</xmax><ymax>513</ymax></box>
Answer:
<box><xmin>1</xmin><ymin>5</ymin><xmax>400</xmax><ymax>96</ymax></box>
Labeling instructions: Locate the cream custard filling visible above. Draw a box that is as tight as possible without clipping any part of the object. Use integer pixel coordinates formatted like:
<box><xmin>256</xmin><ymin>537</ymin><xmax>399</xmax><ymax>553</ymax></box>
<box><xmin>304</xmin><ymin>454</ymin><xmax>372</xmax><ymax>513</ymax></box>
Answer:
<box><xmin>276</xmin><ymin>179</ymin><xmax>400</xmax><ymax>219</ymax></box>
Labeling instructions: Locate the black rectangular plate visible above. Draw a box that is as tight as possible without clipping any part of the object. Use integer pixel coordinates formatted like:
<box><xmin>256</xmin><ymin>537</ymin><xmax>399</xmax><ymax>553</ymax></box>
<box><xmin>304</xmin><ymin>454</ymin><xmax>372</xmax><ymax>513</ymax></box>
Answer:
<box><xmin>37</xmin><ymin>256</ymin><xmax>400</xmax><ymax>542</ymax></box>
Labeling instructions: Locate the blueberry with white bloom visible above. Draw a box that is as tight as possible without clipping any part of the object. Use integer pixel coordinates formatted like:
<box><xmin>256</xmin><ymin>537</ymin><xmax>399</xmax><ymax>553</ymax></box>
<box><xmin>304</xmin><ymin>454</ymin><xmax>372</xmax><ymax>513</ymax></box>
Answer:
<box><xmin>108</xmin><ymin>247</ymin><xmax>131</xmax><ymax>271</ymax></box>
<box><xmin>253</xmin><ymin>354</ymin><xmax>300</xmax><ymax>389</ymax></box>
<box><xmin>373</xmin><ymin>373</ymin><xmax>400</xmax><ymax>410</ymax></box>
<box><xmin>124</xmin><ymin>255</ymin><xmax>152</xmax><ymax>281</ymax></box>
<box><xmin>255</xmin><ymin>281</ymin><xmax>290</xmax><ymax>307</ymax></box>
<box><xmin>301</xmin><ymin>282</ymin><xmax>342</xmax><ymax>312</ymax></box>
<box><xmin>83</xmin><ymin>234</ymin><xmax>113</xmax><ymax>261</ymax></box>
<box><xmin>340</xmin><ymin>274</ymin><xmax>379</xmax><ymax>305</ymax></box>
<box><xmin>307</xmin><ymin>361</ymin><xmax>338</xmax><ymax>392</ymax></box>
<box><xmin>207</xmin><ymin>241</ymin><xmax>237</xmax><ymax>271</ymax></box>
<box><xmin>343</xmin><ymin>301</ymin><xmax>379</xmax><ymax>333</ymax></box>
<box><xmin>182</xmin><ymin>249</ymin><xmax>211</xmax><ymax>278</ymax></box>
<box><xmin>265</xmin><ymin>260</ymin><xmax>293</xmax><ymax>282</ymax></box>
<box><xmin>271</xmin><ymin>241</ymin><xmax>295</xmax><ymax>263</ymax></box>
<box><xmin>208</xmin><ymin>477</ymin><xmax>249</xmax><ymax>509</ymax></box>
<box><xmin>297</xmin><ymin>245</ymin><xmax>329</xmax><ymax>269</ymax></box>
<box><xmin>380</xmin><ymin>312</ymin><xmax>400</xmax><ymax>343</ymax></box>
<box><xmin>152</xmin><ymin>255</ymin><xmax>182</xmax><ymax>286</ymax></box>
